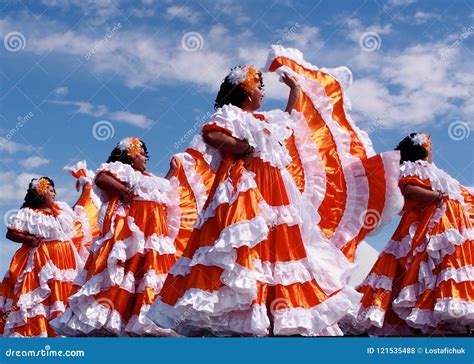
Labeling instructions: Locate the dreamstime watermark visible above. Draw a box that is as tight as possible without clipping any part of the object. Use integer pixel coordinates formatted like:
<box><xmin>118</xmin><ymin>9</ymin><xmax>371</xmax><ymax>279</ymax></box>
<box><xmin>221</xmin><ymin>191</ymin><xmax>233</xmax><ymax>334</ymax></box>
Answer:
<box><xmin>92</xmin><ymin>120</ymin><xmax>115</xmax><ymax>141</ymax></box>
<box><xmin>0</xmin><ymin>112</ymin><xmax>34</xmax><ymax>147</ymax></box>
<box><xmin>84</xmin><ymin>23</ymin><xmax>122</xmax><ymax>61</ymax></box>
<box><xmin>269</xmin><ymin>298</ymin><xmax>289</xmax><ymax>315</ymax></box>
<box><xmin>4</xmin><ymin>345</ymin><xmax>85</xmax><ymax>358</ymax></box>
<box><xmin>173</xmin><ymin>111</ymin><xmax>212</xmax><ymax>149</ymax></box>
<box><xmin>448</xmin><ymin>120</ymin><xmax>470</xmax><ymax>141</ymax></box>
<box><xmin>366</xmin><ymin>112</ymin><xmax>389</xmax><ymax>135</ymax></box>
<box><xmin>181</xmin><ymin>32</ymin><xmax>204</xmax><ymax>52</ymax></box>
<box><xmin>440</xmin><ymin>26</ymin><xmax>474</xmax><ymax>60</ymax></box>
<box><xmin>3</xmin><ymin>31</ymin><xmax>26</xmax><ymax>52</ymax></box>
<box><xmin>359</xmin><ymin>209</ymin><xmax>381</xmax><ymax>230</ymax></box>
<box><xmin>359</xmin><ymin>31</ymin><xmax>381</xmax><ymax>52</ymax></box>
<box><xmin>275</xmin><ymin>22</ymin><xmax>302</xmax><ymax>47</ymax></box>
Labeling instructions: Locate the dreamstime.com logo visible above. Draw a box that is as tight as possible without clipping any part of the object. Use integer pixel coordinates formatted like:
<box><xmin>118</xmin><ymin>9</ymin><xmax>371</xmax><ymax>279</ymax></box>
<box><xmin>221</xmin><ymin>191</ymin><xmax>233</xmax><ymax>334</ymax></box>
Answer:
<box><xmin>4</xmin><ymin>345</ymin><xmax>85</xmax><ymax>358</ymax></box>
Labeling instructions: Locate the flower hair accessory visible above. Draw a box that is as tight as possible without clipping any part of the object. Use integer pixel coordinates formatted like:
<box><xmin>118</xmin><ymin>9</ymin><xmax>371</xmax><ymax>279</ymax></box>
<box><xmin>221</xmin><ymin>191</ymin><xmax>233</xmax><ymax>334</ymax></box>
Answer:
<box><xmin>411</xmin><ymin>133</ymin><xmax>432</xmax><ymax>152</ymax></box>
<box><xmin>31</xmin><ymin>178</ymin><xmax>51</xmax><ymax>196</ymax></box>
<box><xmin>227</xmin><ymin>65</ymin><xmax>260</xmax><ymax>93</ymax></box>
<box><xmin>118</xmin><ymin>137</ymin><xmax>143</xmax><ymax>158</ymax></box>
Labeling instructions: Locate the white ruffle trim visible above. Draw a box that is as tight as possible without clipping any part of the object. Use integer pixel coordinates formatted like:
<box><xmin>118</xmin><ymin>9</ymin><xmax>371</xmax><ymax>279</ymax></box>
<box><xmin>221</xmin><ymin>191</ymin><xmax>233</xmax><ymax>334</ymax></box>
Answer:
<box><xmin>51</xmin><ymin>212</ymin><xmax>175</xmax><ymax>336</ymax></box>
<box><xmin>400</xmin><ymin>298</ymin><xmax>474</xmax><ymax>332</ymax></box>
<box><xmin>264</xmin><ymin>45</ymin><xmax>375</xmax><ymax>156</ymax></box>
<box><xmin>2</xmin><ymin>255</ymin><xmax>78</xmax><ymax>336</ymax></box>
<box><xmin>148</xmin><ymin>285</ymin><xmax>360</xmax><ymax>337</ymax></box>
<box><xmin>206</xmin><ymin>104</ymin><xmax>292</xmax><ymax>169</ymax></box>
<box><xmin>174</xmin><ymin>151</ymin><xmax>208</xmax><ymax>212</ymax></box>
<box><xmin>188</xmin><ymin>134</ymin><xmax>222</xmax><ymax>172</ymax></box>
<box><xmin>3</xmin><ymin>301</ymin><xmax>66</xmax><ymax>337</ymax></box>
<box><xmin>7</xmin><ymin>201</ymin><xmax>77</xmax><ymax>242</ymax></box>
<box><xmin>96</xmin><ymin>161</ymin><xmax>173</xmax><ymax>204</ymax></box>
<box><xmin>400</xmin><ymin>161</ymin><xmax>466</xmax><ymax>204</ymax></box>
<box><xmin>194</xmin><ymin>168</ymin><xmax>257</xmax><ymax>228</ymax></box>
<box><xmin>64</xmin><ymin>159</ymin><xmax>102</xmax><ymax>209</ymax></box>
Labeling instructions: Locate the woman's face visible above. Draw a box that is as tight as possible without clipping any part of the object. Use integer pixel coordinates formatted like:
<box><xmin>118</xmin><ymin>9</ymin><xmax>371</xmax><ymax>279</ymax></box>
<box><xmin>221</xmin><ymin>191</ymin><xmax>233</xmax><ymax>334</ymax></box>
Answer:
<box><xmin>42</xmin><ymin>185</ymin><xmax>56</xmax><ymax>208</ymax></box>
<box><xmin>132</xmin><ymin>149</ymin><xmax>147</xmax><ymax>172</ymax></box>
<box><xmin>247</xmin><ymin>82</ymin><xmax>265</xmax><ymax>111</ymax></box>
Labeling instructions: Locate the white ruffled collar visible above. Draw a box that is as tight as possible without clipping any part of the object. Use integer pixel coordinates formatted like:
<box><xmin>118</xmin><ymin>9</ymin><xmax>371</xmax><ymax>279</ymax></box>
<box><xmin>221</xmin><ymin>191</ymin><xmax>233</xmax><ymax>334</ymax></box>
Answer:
<box><xmin>400</xmin><ymin>160</ymin><xmax>465</xmax><ymax>203</ymax></box>
<box><xmin>7</xmin><ymin>201</ymin><xmax>76</xmax><ymax>241</ymax></box>
<box><xmin>96</xmin><ymin>161</ymin><xmax>173</xmax><ymax>203</ymax></box>
<box><xmin>208</xmin><ymin>105</ymin><xmax>293</xmax><ymax>168</ymax></box>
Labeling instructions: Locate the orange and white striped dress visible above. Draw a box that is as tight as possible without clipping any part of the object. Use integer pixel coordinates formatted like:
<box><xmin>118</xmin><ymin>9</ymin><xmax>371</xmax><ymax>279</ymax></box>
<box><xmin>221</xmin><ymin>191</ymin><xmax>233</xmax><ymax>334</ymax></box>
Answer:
<box><xmin>65</xmin><ymin>160</ymin><xmax>102</xmax><ymax>261</ymax></box>
<box><xmin>171</xmin><ymin>135</ymin><xmax>219</xmax><ymax>256</ymax></box>
<box><xmin>265</xmin><ymin>45</ymin><xmax>403</xmax><ymax>262</ymax></box>
<box><xmin>353</xmin><ymin>160</ymin><xmax>473</xmax><ymax>335</ymax></box>
<box><xmin>0</xmin><ymin>202</ymin><xmax>83</xmax><ymax>337</ymax></box>
<box><xmin>50</xmin><ymin>162</ymin><xmax>180</xmax><ymax>336</ymax></box>
<box><xmin>148</xmin><ymin>104</ymin><xmax>361</xmax><ymax>336</ymax></box>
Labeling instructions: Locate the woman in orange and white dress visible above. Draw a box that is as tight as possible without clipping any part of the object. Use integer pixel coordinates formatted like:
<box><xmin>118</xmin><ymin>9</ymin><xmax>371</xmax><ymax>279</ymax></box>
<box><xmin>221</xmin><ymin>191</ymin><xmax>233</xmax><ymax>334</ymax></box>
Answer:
<box><xmin>51</xmin><ymin>137</ymin><xmax>180</xmax><ymax>336</ymax></box>
<box><xmin>353</xmin><ymin>133</ymin><xmax>473</xmax><ymax>335</ymax></box>
<box><xmin>147</xmin><ymin>66</ymin><xmax>361</xmax><ymax>337</ymax></box>
<box><xmin>0</xmin><ymin>177</ymin><xmax>86</xmax><ymax>337</ymax></box>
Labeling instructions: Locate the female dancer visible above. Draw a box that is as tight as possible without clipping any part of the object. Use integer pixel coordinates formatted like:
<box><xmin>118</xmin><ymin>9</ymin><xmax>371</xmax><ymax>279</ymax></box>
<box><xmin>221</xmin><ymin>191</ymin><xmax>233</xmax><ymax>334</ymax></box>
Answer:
<box><xmin>352</xmin><ymin>133</ymin><xmax>473</xmax><ymax>335</ymax></box>
<box><xmin>51</xmin><ymin>137</ymin><xmax>180</xmax><ymax>336</ymax></box>
<box><xmin>0</xmin><ymin>177</ymin><xmax>86</xmax><ymax>337</ymax></box>
<box><xmin>148</xmin><ymin>66</ymin><xmax>360</xmax><ymax>336</ymax></box>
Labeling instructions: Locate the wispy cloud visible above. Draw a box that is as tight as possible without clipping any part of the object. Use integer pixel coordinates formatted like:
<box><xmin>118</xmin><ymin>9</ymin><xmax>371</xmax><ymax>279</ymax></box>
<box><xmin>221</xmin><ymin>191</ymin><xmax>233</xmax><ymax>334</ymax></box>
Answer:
<box><xmin>166</xmin><ymin>5</ymin><xmax>200</xmax><ymax>24</ymax></box>
<box><xmin>20</xmin><ymin>156</ymin><xmax>50</xmax><ymax>169</ymax></box>
<box><xmin>46</xmin><ymin>99</ymin><xmax>153</xmax><ymax>128</ymax></box>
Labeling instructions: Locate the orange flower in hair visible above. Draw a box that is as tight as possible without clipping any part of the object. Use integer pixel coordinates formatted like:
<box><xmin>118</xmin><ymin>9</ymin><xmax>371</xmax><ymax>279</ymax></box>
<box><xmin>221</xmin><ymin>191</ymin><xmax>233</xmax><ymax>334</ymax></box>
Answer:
<box><xmin>118</xmin><ymin>137</ymin><xmax>143</xmax><ymax>158</ymax></box>
<box><xmin>228</xmin><ymin>65</ymin><xmax>260</xmax><ymax>93</ymax></box>
<box><xmin>411</xmin><ymin>133</ymin><xmax>432</xmax><ymax>153</ymax></box>
<box><xmin>31</xmin><ymin>178</ymin><xmax>50</xmax><ymax>196</ymax></box>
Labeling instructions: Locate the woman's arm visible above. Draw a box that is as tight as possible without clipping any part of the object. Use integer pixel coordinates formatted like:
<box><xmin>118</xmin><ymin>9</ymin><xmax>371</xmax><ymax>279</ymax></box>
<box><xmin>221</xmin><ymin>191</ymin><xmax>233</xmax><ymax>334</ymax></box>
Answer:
<box><xmin>165</xmin><ymin>157</ymin><xmax>179</xmax><ymax>180</ymax></box>
<box><xmin>402</xmin><ymin>184</ymin><xmax>443</xmax><ymax>204</ymax></box>
<box><xmin>203</xmin><ymin>131</ymin><xmax>252</xmax><ymax>155</ymax></box>
<box><xmin>6</xmin><ymin>229</ymin><xmax>40</xmax><ymax>246</ymax></box>
<box><xmin>281</xmin><ymin>72</ymin><xmax>302</xmax><ymax>113</ymax></box>
<box><xmin>95</xmin><ymin>172</ymin><xmax>132</xmax><ymax>202</ymax></box>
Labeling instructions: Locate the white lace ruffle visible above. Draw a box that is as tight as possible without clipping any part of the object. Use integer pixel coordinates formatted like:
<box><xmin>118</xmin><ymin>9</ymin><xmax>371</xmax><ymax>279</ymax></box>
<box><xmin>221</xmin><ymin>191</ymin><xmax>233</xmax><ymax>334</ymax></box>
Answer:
<box><xmin>288</xmin><ymin>110</ymin><xmax>327</xmax><ymax>210</ymax></box>
<box><xmin>3</xmin><ymin>256</ymin><xmax>78</xmax><ymax>337</ymax></box>
<box><xmin>188</xmin><ymin>134</ymin><xmax>222</xmax><ymax>172</ymax></box>
<box><xmin>194</xmin><ymin>168</ymin><xmax>257</xmax><ymax>228</ymax></box>
<box><xmin>64</xmin><ymin>160</ymin><xmax>102</xmax><ymax>209</ymax></box>
<box><xmin>400</xmin><ymin>161</ymin><xmax>466</xmax><ymax>204</ymax></box>
<box><xmin>174</xmin><ymin>152</ymin><xmax>208</xmax><ymax>212</ymax></box>
<box><xmin>7</xmin><ymin>201</ymin><xmax>77</xmax><ymax>242</ymax></box>
<box><xmin>206</xmin><ymin>104</ymin><xmax>292</xmax><ymax>169</ymax></box>
<box><xmin>263</xmin><ymin>45</ymin><xmax>375</xmax><ymax>155</ymax></box>
<box><xmin>359</xmin><ymin>272</ymin><xmax>393</xmax><ymax>291</ymax></box>
<box><xmin>51</xmin><ymin>211</ymin><xmax>176</xmax><ymax>336</ymax></box>
<box><xmin>96</xmin><ymin>162</ymin><xmax>173</xmax><ymax>204</ymax></box>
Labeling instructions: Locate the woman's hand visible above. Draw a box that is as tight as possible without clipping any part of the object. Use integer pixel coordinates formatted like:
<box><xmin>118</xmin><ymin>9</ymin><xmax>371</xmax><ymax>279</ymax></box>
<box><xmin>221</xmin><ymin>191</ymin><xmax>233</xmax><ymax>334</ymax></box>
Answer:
<box><xmin>282</xmin><ymin>72</ymin><xmax>302</xmax><ymax>113</ymax></box>
<box><xmin>26</xmin><ymin>235</ymin><xmax>41</xmax><ymax>247</ymax></box>
<box><xmin>280</xmin><ymin>72</ymin><xmax>300</xmax><ymax>90</ymax></box>
<box><xmin>165</xmin><ymin>157</ymin><xmax>179</xmax><ymax>180</ymax></box>
<box><xmin>120</xmin><ymin>186</ymin><xmax>134</xmax><ymax>204</ymax></box>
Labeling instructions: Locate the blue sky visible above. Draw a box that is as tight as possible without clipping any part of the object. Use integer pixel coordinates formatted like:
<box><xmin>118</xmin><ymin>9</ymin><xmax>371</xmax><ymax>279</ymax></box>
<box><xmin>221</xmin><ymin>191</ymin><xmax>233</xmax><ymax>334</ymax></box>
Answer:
<box><xmin>0</xmin><ymin>0</ymin><xmax>472</xmax><ymax>276</ymax></box>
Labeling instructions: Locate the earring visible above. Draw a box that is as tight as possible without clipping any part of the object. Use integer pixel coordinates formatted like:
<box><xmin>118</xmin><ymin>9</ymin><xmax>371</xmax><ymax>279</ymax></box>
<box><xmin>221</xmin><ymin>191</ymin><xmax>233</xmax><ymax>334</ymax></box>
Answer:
<box><xmin>247</xmin><ymin>95</ymin><xmax>252</xmax><ymax>102</ymax></box>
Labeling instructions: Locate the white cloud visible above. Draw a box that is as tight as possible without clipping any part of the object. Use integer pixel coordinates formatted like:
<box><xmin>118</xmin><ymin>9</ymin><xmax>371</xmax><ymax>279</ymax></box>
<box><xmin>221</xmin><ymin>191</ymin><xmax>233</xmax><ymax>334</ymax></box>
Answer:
<box><xmin>53</xmin><ymin>86</ymin><xmax>69</xmax><ymax>96</ymax></box>
<box><xmin>47</xmin><ymin>99</ymin><xmax>153</xmax><ymax>128</ymax></box>
<box><xmin>413</xmin><ymin>11</ymin><xmax>436</xmax><ymax>24</ymax></box>
<box><xmin>385</xmin><ymin>0</ymin><xmax>417</xmax><ymax>8</ymax></box>
<box><xmin>1</xmin><ymin>12</ymin><xmax>471</xmax><ymax>132</ymax></box>
<box><xmin>0</xmin><ymin>172</ymin><xmax>38</xmax><ymax>203</ymax></box>
<box><xmin>20</xmin><ymin>156</ymin><xmax>50</xmax><ymax>169</ymax></box>
<box><xmin>345</xmin><ymin>18</ymin><xmax>392</xmax><ymax>43</ymax></box>
<box><xmin>166</xmin><ymin>5</ymin><xmax>200</xmax><ymax>24</ymax></box>
<box><xmin>0</xmin><ymin>139</ymin><xmax>34</xmax><ymax>154</ymax></box>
